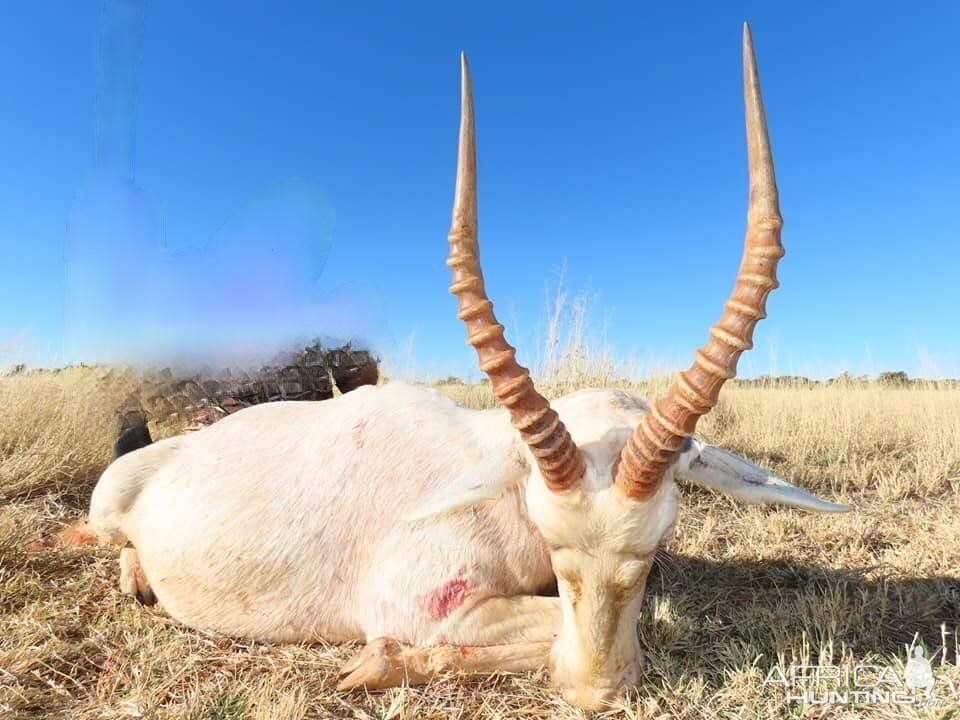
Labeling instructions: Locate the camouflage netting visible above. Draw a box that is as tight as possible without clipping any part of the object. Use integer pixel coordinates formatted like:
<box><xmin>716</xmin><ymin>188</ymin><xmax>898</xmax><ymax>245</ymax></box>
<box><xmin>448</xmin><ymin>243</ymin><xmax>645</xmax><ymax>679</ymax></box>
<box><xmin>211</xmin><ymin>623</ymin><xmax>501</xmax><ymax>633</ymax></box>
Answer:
<box><xmin>117</xmin><ymin>341</ymin><xmax>379</xmax><ymax>441</ymax></box>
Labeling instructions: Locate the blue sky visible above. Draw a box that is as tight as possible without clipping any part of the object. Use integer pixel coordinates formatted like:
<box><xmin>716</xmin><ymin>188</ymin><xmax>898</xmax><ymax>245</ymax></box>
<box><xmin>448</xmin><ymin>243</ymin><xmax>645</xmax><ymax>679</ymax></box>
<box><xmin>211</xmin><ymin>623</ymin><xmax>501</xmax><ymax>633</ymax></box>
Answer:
<box><xmin>1</xmin><ymin>2</ymin><xmax>958</xmax><ymax>378</ymax></box>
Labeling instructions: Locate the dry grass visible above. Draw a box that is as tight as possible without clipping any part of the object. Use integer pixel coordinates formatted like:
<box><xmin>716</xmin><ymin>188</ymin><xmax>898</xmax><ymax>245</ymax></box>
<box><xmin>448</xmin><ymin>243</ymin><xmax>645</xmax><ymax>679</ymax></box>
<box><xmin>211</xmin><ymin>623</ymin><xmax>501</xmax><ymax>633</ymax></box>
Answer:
<box><xmin>0</xmin><ymin>367</ymin><xmax>137</xmax><ymax>504</ymax></box>
<box><xmin>1</xmin><ymin>367</ymin><xmax>959</xmax><ymax>719</ymax></box>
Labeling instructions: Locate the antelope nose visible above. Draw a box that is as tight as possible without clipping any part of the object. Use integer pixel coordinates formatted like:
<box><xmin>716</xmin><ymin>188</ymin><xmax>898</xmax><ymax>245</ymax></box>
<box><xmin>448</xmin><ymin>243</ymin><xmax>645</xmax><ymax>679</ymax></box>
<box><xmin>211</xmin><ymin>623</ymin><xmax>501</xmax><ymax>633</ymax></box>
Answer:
<box><xmin>559</xmin><ymin>682</ymin><xmax>621</xmax><ymax>712</ymax></box>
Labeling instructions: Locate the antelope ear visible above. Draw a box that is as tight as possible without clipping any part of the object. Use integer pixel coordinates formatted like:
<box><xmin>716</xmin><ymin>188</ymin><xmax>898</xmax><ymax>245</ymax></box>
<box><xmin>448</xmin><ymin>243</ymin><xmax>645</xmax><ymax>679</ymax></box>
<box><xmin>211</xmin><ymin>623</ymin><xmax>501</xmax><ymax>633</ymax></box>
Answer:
<box><xmin>675</xmin><ymin>439</ymin><xmax>851</xmax><ymax>513</ymax></box>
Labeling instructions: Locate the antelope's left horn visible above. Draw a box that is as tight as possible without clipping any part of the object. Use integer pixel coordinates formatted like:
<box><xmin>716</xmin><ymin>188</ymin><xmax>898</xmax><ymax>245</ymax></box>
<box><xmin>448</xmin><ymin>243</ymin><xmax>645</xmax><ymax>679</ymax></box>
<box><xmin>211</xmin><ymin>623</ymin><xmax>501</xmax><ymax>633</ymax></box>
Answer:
<box><xmin>615</xmin><ymin>24</ymin><xmax>784</xmax><ymax>499</ymax></box>
<box><xmin>447</xmin><ymin>53</ymin><xmax>584</xmax><ymax>492</ymax></box>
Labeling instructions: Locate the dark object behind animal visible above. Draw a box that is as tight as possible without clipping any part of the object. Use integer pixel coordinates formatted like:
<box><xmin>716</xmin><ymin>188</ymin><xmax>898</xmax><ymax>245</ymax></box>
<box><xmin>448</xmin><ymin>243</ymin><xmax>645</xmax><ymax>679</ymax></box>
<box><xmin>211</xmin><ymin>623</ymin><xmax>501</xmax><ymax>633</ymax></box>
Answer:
<box><xmin>113</xmin><ymin>420</ymin><xmax>152</xmax><ymax>459</ymax></box>
<box><xmin>113</xmin><ymin>341</ymin><xmax>379</xmax><ymax>449</ymax></box>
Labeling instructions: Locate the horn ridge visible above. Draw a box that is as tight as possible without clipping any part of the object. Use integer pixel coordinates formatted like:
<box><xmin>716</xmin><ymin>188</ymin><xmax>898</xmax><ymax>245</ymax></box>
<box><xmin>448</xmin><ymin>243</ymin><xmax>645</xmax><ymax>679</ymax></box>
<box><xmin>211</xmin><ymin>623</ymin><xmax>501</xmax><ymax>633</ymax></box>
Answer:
<box><xmin>448</xmin><ymin>53</ymin><xmax>584</xmax><ymax>492</ymax></box>
<box><xmin>615</xmin><ymin>24</ymin><xmax>784</xmax><ymax>499</ymax></box>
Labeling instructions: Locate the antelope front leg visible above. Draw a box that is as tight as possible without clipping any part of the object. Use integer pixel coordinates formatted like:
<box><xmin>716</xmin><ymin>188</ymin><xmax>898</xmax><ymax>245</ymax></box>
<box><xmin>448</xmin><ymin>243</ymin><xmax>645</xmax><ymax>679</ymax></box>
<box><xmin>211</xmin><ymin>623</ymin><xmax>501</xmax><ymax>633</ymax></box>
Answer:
<box><xmin>336</xmin><ymin>638</ymin><xmax>552</xmax><ymax>690</ymax></box>
<box><xmin>337</xmin><ymin>595</ymin><xmax>559</xmax><ymax>691</ymax></box>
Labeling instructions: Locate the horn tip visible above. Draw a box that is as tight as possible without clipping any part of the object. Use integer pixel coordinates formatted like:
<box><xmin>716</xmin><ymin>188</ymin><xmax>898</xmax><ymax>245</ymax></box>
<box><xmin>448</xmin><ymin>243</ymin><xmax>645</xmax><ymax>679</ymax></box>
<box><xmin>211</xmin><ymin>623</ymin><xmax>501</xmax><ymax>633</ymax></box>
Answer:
<box><xmin>460</xmin><ymin>52</ymin><xmax>472</xmax><ymax>93</ymax></box>
<box><xmin>742</xmin><ymin>23</ymin><xmax>758</xmax><ymax>83</ymax></box>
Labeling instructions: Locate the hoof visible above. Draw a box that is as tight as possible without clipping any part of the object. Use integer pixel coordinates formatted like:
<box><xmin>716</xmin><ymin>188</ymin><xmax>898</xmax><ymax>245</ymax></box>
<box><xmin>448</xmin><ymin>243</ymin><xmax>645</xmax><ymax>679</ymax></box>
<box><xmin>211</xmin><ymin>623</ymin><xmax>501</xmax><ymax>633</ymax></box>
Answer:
<box><xmin>119</xmin><ymin>546</ymin><xmax>157</xmax><ymax>606</ymax></box>
<box><xmin>337</xmin><ymin>637</ymin><xmax>418</xmax><ymax>691</ymax></box>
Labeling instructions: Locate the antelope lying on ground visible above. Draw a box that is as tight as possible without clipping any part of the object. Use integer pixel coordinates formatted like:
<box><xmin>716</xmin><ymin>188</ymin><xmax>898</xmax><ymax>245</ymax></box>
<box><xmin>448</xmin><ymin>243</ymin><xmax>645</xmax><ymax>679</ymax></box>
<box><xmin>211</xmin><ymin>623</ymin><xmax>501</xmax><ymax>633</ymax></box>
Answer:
<box><xmin>88</xmin><ymin>26</ymin><xmax>849</xmax><ymax>710</ymax></box>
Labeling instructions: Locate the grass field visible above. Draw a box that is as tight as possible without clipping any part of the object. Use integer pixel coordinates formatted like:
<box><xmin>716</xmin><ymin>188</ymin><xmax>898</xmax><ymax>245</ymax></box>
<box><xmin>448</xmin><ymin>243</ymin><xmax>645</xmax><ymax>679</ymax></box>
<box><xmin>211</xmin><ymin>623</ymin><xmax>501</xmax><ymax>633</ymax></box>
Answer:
<box><xmin>1</xmin><ymin>366</ymin><xmax>958</xmax><ymax>718</ymax></box>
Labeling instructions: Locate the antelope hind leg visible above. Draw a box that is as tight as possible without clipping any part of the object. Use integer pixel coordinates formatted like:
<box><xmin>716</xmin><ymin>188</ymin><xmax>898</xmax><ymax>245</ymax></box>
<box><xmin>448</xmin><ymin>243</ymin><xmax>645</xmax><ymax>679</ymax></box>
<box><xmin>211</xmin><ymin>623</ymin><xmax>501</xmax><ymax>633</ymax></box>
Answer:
<box><xmin>119</xmin><ymin>546</ymin><xmax>156</xmax><ymax>605</ymax></box>
<box><xmin>337</xmin><ymin>638</ymin><xmax>552</xmax><ymax>691</ymax></box>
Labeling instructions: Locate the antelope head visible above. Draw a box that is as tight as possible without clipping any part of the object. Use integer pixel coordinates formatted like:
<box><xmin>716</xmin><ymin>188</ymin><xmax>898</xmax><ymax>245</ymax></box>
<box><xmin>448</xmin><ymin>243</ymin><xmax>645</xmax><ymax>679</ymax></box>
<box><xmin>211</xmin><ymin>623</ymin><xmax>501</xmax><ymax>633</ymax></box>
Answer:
<box><xmin>447</xmin><ymin>25</ymin><xmax>849</xmax><ymax>710</ymax></box>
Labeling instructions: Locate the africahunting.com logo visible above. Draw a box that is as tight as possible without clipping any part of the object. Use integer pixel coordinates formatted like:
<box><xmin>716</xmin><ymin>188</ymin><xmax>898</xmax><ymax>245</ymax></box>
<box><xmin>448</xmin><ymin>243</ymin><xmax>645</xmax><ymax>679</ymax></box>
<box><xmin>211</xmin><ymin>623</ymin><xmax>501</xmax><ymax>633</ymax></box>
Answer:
<box><xmin>763</xmin><ymin>646</ymin><xmax>946</xmax><ymax>707</ymax></box>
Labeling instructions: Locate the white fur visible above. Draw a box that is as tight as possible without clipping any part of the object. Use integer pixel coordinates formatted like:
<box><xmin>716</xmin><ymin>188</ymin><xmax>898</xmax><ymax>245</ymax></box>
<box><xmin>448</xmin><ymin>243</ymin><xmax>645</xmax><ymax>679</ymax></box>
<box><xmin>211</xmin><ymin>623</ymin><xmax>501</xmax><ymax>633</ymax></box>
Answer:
<box><xmin>522</xmin><ymin>390</ymin><xmax>680</xmax><ymax>707</ymax></box>
<box><xmin>89</xmin><ymin>382</ymin><xmax>844</xmax><ymax>709</ymax></box>
<box><xmin>90</xmin><ymin>383</ymin><xmax>548</xmax><ymax>643</ymax></box>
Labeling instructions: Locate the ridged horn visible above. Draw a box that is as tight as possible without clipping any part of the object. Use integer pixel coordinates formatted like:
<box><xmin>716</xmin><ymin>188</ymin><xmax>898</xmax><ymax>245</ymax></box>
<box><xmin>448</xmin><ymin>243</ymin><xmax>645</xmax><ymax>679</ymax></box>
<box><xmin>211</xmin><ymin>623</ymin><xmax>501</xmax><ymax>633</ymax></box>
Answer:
<box><xmin>446</xmin><ymin>53</ymin><xmax>584</xmax><ymax>492</ymax></box>
<box><xmin>615</xmin><ymin>24</ymin><xmax>784</xmax><ymax>499</ymax></box>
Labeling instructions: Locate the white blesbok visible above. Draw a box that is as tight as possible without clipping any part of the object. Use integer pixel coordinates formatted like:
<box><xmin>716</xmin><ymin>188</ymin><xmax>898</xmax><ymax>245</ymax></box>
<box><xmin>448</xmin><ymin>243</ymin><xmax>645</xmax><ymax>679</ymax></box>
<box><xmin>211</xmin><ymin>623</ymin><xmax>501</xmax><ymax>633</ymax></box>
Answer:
<box><xmin>88</xmin><ymin>25</ymin><xmax>849</xmax><ymax>710</ymax></box>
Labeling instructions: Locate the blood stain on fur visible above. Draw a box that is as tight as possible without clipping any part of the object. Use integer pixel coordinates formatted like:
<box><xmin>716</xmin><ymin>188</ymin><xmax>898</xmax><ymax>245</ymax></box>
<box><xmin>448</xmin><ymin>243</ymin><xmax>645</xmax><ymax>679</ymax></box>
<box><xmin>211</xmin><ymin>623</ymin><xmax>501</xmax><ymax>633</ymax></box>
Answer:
<box><xmin>419</xmin><ymin>579</ymin><xmax>473</xmax><ymax>620</ymax></box>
